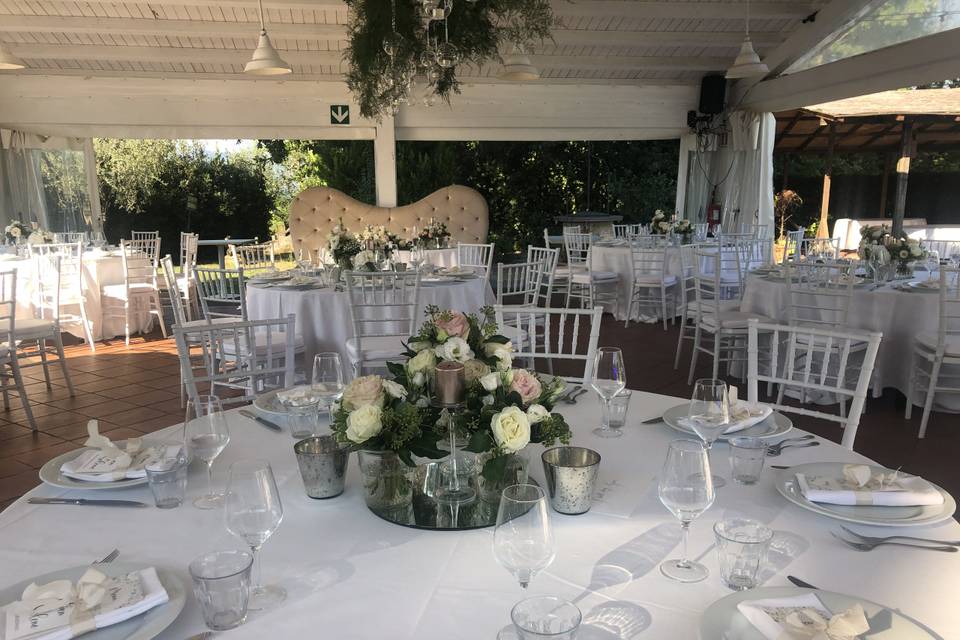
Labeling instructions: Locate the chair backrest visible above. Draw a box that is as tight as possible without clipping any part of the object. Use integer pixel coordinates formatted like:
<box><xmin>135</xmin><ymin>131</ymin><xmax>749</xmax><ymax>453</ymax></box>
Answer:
<box><xmin>344</xmin><ymin>271</ymin><xmax>421</xmax><ymax>350</ymax></box>
<box><xmin>613</xmin><ymin>224</ymin><xmax>641</xmax><ymax>239</ymax></box>
<box><xmin>0</xmin><ymin>269</ymin><xmax>17</xmax><ymax>346</ymax></box>
<box><xmin>457</xmin><ymin>243</ymin><xmax>494</xmax><ymax>281</ymax></box>
<box><xmin>785</xmin><ymin>260</ymin><xmax>856</xmax><ymax>328</ymax></box>
<box><xmin>54</xmin><ymin>232</ymin><xmax>87</xmax><ymax>244</ymax></box>
<box><xmin>34</xmin><ymin>254</ymin><xmax>62</xmax><ymax>322</ymax></box>
<box><xmin>628</xmin><ymin>243</ymin><xmax>668</xmax><ymax>284</ymax></box>
<box><xmin>161</xmin><ymin>255</ymin><xmax>189</xmax><ymax>327</ymax></box>
<box><xmin>29</xmin><ymin>242</ymin><xmax>79</xmax><ymax>257</ymax></box>
<box><xmin>923</xmin><ymin>239</ymin><xmax>960</xmax><ymax>261</ymax></box>
<box><xmin>798</xmin><ymin>237</ymin><xmax>840</xmax><ymax>261</ymax></box>
<box><xmin>563</xmin><ymin>232</ymin><xmax>593</xmax><ymax>270</ymax></box>
<box><xmin>194</xmin><ymin>266</ymin><xmax>247</xmax><ymax>319</ymax></box>
<box><xmin>131</xmin><ymin>230</ymin><xmax>160</xmax><ymax>243</ymax></box>
<box><xmin>496</xmin><ymin>261</ymin><xmax>545</xmax><ymax>306</ymax></box>
<box><xmin>747</xmin><ymin>319</ymin><xmax>881</xmax><ymax>450</ymax></box>
<box><xmin>120</xmin><ymin>239</ymin><xmax>160</xmax><ymax>289</ymax></box>
<box><xmin>527</xmin><ymin>246</ymin><xmax>559</xmax><ymax>307</ymax></box>
<box><xmin>782</xmin><ymin>228</ymin><xmax>806</xmax><ymax>264</ymax></box>
<box><xmin>749</xmin><ymin>224</ymin><xmax>769</xmax><ymax>241</ymax></box>
<box><xmin>693</xmin><ymin>223</ymin><xmax>709</xmax><ymax>242</ymax></box>
<box><xmin>494</xmin><ymin>305</ymin><xmax>603</xmax><ymax>384</ymax></box>
<box><xmin>174</xmin><ymin>315</ymin><xmax>296</xmax><ymax>408</ymax></box>
<box><xmin>932</xmin><ymin>266</ymin><xmax>960</xmax><ymax>357</ymax></box>
<box><xmin>231</xmin><ymin>241</ymin><xmax>275</xmax><ymax>272</ymax></box>
<box><xmin>676</xmin><ymin>243</ymin><xmax>697</xmax><ymax>309</ymax></box>
<box><xmin>180</xmin><ymin>232</ymin><xmax>199</xmax><ymax>272</ymax></box>
<box><xmin>692</xmin><ymin>247</ymin><xmax>744</xmax><ymax>316</ymax></box>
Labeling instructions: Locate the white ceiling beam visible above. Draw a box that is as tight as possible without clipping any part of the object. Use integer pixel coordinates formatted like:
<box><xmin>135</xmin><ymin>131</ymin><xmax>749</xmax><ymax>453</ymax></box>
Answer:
<box><xmin>550</xmin><ymin>30</ymin><xmax>786</xmax><ymax>49</ymax></box>
<box><xmin>0</xmin><ymin>15</ymin><xmax>346</xmax><ymax>39</ymax></box>
<box><xmin>531</xmin><ymin>54</ymin><xmax>727</xmax><ymax>71</ymax></box>
<box><xmin>739</xmin><ymin>29</ymin><xmax>960</xmax><ymax>113</ymax></box>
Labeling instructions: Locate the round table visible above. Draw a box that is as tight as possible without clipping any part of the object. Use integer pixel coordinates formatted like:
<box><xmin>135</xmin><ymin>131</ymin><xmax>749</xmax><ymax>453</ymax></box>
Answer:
<box><xmin>740</xmin><ymin>274</ymin><xmax>954</xmax><ymax>410</ymax></box>
<box><xmin>246</xmin><ymin>277</ymin><xmax>493</xmax><ymax>370</ymax></box>
<box><xmin>394</xmin><ymin>248</ymin><xmax>458</xmax><ymax>269</ymax></box>
<box><xmin>1</xmin><ymin>390</ymin><xmax>957</xmax><ymax>639</ymax></box>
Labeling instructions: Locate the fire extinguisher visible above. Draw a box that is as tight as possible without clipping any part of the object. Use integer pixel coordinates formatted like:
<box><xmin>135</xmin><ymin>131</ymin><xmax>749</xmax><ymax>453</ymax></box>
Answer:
<box><xmin>706</xmin><ymin>187</ymin><xmax>721</xmax><ymax>227</ymax></box>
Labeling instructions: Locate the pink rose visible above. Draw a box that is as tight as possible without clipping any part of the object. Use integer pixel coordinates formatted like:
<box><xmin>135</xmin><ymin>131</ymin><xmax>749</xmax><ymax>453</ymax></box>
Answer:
<box><xmin>436</xmin><ymin>311</ymin><xmax>471</xmax><ymax>340</ymax></box>
<box><xmin>510</xmin><ymin>369</ymin><xmax>542</xmax><ymax>404</ymax></box>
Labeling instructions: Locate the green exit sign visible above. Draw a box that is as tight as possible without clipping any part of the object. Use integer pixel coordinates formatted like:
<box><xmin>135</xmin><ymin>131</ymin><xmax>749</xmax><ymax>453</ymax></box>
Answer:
<box><xmin>330</xmin><ymin>105</ymin><xmax>350</xmax><ymax>125</ymax></box>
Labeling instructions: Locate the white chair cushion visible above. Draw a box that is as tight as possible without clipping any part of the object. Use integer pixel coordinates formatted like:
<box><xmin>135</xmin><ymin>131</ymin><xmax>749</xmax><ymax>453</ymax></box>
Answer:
<box><xmin>102</xmin><ymin>283</ymin><xmax>159</xmax><ymax>297</ymax></box>
<box><xmin>915</xmin><ymin>331</ymin><xmax>960</xmax><ymax>357</ymax></box>
<box><xmin>684</xmin><ymin>299</ymin><xmax>739</xmax><ymax>313</ymax></box>
<box><xmin>700</xmin><ymin>310</ymin><xmax>771</xmax><ymax>330</ymax></box>
<box><xmin>571</xmin><ymin>271</ymin><xmax>619</xmax><ymax>284</ymax></box>
<box><xmin>345</xmin><ymin>335</ymin><xmax>408</xmax><ymax>363</ymax></box>
<box><xmin>631</xmin><ymin>274</ymin><xmax>678</xmax><ymax>287</ymax></box>
<box><xmin>0</xmin><ymin>317</ymin><xmax>56</xmax><ymax>340</ymax></box>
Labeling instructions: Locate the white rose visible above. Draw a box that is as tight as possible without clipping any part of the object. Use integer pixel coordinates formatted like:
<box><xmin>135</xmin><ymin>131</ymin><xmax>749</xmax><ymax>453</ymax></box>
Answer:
<box><xmin>415</xmin><ymin>396</ymin><xmax>430</xmax><ymax>408</ymax></box>
<box><xmin>435</xmin><ymin>337</ymin><xmax>474</xmax><ymax>363</ymax></box>
<box><xmin>9</xmin><ymin>227</ymin><xmax>20</xmax><ymax>238</ymax></box>
<box><xmin>464</xmin><ymin>359</ymin><xmax>491</xmax><ymax>383</ymax></box>
<box><xmin>484</xmin><ymin>341</ymin><xmax>513</xmax><ymax>371</ymax></box>
<box><xmin>341</xmin><ymin>375</ymin><xmax>384</xmax><ymax>411</ymax></box>
<box><xmin>482</xmin><ymin>394</ymin><xmax>495</xmax><ymax>406</ymax></box>
<box><xmin>382</xmin><ymin>379</ymin><xmax>407</xmax><ymax>400</ymax></box>
<box><xmin>526</xmin><ymin>404</ymin><xmax>550</xmax><ymax>424</ymax></box>
<box><xmin>480</xmin><ymin>372</ymin><xmax>500</xmax><ymax>392</ymax></box>
<box><xmin>412</xmin><ymin>371</ymin><xmax>426</xmax><ymax>387</ymax></box>
<box><xmin>911</xmin><ymin>245</ymin><xmax>922</xmax><ymax>257</ymax></box>
<box><xmin>491</xmin><ymin>406</ymin><xmax>531</xmax><ymax>454</ymax></box>
<box><xmin>407</xmin><ymin>349</ymin><xmax>436</xmax><ymax>377</ymax></box>
<box><xmin>346</xmin><ymin>404</ymin><xmax>382</xmax><ymax>444</ymax></box>
<box><xmin>501</xmin><ymin>369</ymin><xmax>515</xmax><ymax>386</ymax></box>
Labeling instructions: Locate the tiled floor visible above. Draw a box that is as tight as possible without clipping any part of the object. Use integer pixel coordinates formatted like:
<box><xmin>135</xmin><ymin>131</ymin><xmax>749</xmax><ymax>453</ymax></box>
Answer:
<box><xmin>1</xmin><ymin>316</ymin><xmax>959</xmax><ymax>512</ymax></box>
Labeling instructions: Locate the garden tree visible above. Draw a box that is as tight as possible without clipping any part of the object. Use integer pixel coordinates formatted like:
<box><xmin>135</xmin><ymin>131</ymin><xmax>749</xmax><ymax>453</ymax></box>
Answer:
<box><xmin>95</xmin><ymin>139</ymin><xmax>273</xmax><ymax>261</ymax></box>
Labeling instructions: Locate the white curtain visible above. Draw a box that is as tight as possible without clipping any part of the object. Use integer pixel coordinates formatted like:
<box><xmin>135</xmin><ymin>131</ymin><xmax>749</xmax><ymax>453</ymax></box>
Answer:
<box><xmin>0</xmin><ymin>133</ymin><xmax>48</xmax><ymax>229</ymax></box>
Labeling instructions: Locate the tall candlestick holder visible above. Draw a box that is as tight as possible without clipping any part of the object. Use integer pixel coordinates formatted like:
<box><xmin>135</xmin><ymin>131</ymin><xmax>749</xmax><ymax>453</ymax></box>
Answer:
<box><xmin>433</xmin><ymin>362</ymin><xmax>476</xmax><ymax>506</ymax></box>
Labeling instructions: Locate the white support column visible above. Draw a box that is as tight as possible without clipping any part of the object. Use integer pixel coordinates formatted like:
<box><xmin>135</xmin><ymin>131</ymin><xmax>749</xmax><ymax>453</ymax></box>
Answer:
<box><xmin>82</xmin><ymin>138</ymin><xmax>103</xmax><ymax>233</ymax></box>
<box><xmin>674</xmin><ymin>133</ymin><xmax>695</xmax><ymax>217</ymax></box>
<box><xmin>374</xmin><ymin>115</ymin><xmax>397</xmax><ymax>207</ymax></box>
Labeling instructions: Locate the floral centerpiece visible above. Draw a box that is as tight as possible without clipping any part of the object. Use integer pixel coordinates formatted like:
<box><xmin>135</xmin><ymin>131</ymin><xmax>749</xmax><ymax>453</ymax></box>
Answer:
<box><xmin>330</xmin><ymin>306</ymin><xmax>573</xmax><ymax>509</ymax></box>
<box><xmin>673</xmin><ymin>219</ymin><xmax>693</xmax><ymax>242</ymax></box>
<box><xmin>650</xmin><ymin>210</ymin><xmax>672</xmax><ymax>235</ymax></box>
<box><xmin>4</xmin><ymin>221</ymin><xmax>29</xmax><ymax>244</ymax></box>
<box><xmin>27</xmin><ymin>223</ymin><xmax>53</xmax><ymax>245</ymax></box>
<box><xmin>327</xmin><ymin>219</ymin><xmax>361</xmax><ymax>272</ymax></box>
<box><xmin>857</xmin><ymin>224</ymin><xmax>924</xmax><ymax>277</ymax></box>
<box><xmin>419</xmin><ymin>221</ymin><xmax>451</xmax><ymax>249</ymax></box>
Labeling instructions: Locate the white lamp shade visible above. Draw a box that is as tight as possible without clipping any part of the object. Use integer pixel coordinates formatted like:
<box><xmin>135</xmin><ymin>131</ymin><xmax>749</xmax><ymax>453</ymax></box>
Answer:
<box><xmin>0</xmin><ymin>42</ymin><xmax>25</xmax><ymax>70</ymax></box>
<box><xmin>725</xmin><ymin>36</ymin><xmax>768</xmax><ymax>79</ymax></box>
<box><xmin>498</xmin><ymin>52</ymin><xmax>539</xmax><ymax>81</ymax></box>
<box><xmin>244</xmin><ymin>31</ymin><xmax>292</xmax><ymax>75</ymax></box>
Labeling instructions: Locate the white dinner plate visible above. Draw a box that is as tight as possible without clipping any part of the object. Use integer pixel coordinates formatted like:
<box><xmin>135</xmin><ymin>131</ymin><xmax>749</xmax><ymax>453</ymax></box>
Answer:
<box><xmin>0</xmin><ymin>562</ymin><xmax>186</xmax><ymax>640</ymax></box>
<box><xmin>904</xmin><ymin>280</ymin><xmax>940</xmax><ymax>292</ymax></box>
<box><xmin>661</xmin><ymin>404</ymin><xmax>792</xmax><ymax>441</ymax></box>
<box><xmin>253</xmin><ymin>385</ymin><xmax>314</xmax><ymax>416</ymax></box>
<box><xmin>700</xmin><ymin>586</ymin><xmax>939</xmax><ymax>639</ymax></box>
<box><xmin>775</xmin><ymin>462</ymin><xmax>956</xmax><ymax>527</ymax></box>
<box><xmin>39</xmin><ymin>440</ymin><xmax>148</xmax><ymax>490</ymax></box>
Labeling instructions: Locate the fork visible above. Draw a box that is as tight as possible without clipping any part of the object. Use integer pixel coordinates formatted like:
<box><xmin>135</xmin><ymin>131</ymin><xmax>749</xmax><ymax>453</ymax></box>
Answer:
<box><xmin>831</xmin><ymin>532</ymin><xmax>958</xmax><ymax>553</ymax></box>
<box><xmin>840</xmin><ymin>525</ymin><xmax>960</xmax><ymax>547</ymax></box>
<box><xmin>767</xmin><ymin>440</ymin><xmax>820</xmax><ymax>457</ymax></box>
<box><xmin>93</xmin><ymin>548</ymin><xmax>119</xmax><ymax>565</ymax></box>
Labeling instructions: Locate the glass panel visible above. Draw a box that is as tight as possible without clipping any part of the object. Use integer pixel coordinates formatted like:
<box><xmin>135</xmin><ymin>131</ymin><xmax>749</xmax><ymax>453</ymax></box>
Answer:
<box><xmin>34</xmin><ymin>149</ymin><xmax>94</xmax><ymax>233</ymax></box>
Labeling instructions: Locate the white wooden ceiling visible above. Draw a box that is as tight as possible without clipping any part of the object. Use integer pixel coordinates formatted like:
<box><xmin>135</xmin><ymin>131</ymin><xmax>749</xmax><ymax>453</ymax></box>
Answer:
<box><xmin>0</xmin><ymin>0</ymin><xmax>814</xmax><ymax>85</ymax></box>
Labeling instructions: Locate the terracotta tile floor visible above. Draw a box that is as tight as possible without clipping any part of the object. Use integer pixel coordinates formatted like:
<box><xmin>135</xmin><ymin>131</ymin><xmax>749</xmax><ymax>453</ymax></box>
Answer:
<box><xmin>1</xmin><ymin>317</ymin><xmax>958</xmax><ymax>515</ymax></box>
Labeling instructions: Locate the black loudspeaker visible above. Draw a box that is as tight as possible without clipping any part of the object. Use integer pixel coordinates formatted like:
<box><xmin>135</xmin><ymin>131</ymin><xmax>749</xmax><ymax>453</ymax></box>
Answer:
<box><xmin>698</xmin><ymin>75</ymin><xmax>726</xmax><ymax>115</ymax></box>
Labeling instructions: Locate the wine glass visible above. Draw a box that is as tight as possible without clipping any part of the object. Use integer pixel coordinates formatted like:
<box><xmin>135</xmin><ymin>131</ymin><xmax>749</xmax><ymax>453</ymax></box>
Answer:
<box><xmin>591</xmin><ymin>347</ymin><xmax>627</xmax><ymax>438</ymax></box>
<box><xmin>224</xmin><ymin>460</ymin><xmax>286</xmax><ymax>610</ymax></box>
<box><xmin>687</xmin><ymin>378</ymin><xmax>729</xmax><ymax>488</ymax></box>
<box><xmin>311</xmin><ymin>352</ymin><xmax>345</xmax><ymax>415</ymax></box>
<box><xmin>493</xmin><ymin>484</ymin><xmax>555</xmax><ymax>589</ymax></box>
<box><xmin>185</xmin><ymin>395</ymin><xmax>231</xmax><ymax>509</ymax></box>
<box><xmin>658</xmin><ymin>439</ymin><xmax>715</xmax><ymax>583</ymax></box>
<box><xmin>409</xmin><ymin>242</ymin><xmax>425</xmax><ymax>272</ymax></box>
<box><xmin>926</xmin><ymin>250</ymin><xmax>940</xmax><ymax>281</ymax></box>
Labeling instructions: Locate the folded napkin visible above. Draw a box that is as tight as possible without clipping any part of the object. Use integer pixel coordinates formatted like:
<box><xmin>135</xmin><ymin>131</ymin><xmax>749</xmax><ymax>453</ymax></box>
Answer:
<box><xmin>59</xmin><ymin>421</ymin><xmax>170</xmax><ymax>483</ymax></box>
<box><xmin>276</xmin><ymin>386</ymin><xmax>323</xmax><ymax>407</ymax></box>
<box><xmin>737</xmin><ymin>594</ymin><xmax>869</xmax><ymax>640</ymax></box>
<box><xmin>678</xmin><ymin>401</ymin><xmax>772</xmax><ymax>436</ymax></box>
<box><xmin>796</xmin><ymin>464</ymin><xmax>944</xmax><ymax>507</ymax></box>
<box><xmin>2</xmin><ymin>567</ymin><xmax>169</xmax><ymax>640</ymax></box>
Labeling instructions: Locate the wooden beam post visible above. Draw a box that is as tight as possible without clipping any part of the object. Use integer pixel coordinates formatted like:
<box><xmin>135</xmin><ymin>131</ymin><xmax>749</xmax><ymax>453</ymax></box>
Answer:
<box><xmin>879</xmin><ymin>152</ymin><xmax>892</xmax><ymax>218</ymax></box>
<box><xmin>817</xmin><ymin>122</ymin><xmax>836</xmax><ymax>239</ymax></box>
<box><xmin>892</xmin><ymin>118</ymin><xmax>914</xmax><ymax>237</ymax></box>
<box><xmin>781</xmin><ymin>153</ymin><xmax>791</xmax><ymax>191</ymax></box>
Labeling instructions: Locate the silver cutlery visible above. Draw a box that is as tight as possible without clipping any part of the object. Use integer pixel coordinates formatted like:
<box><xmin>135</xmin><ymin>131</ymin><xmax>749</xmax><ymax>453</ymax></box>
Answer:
<box><xmin>238</xmin><ymin>409</ymin><xmax>282</xmax><ymax>432</ymax></box>
<box><xmin>770</xmin><ymin>465</ymin><xmax>792</xmax><ymax>470</ymax></box>
<box><xmin>840</xmin><ymin>525</ymin><xmax>960</xmax><ymax>548</ymax></box>
<box><xmin>767</xmin><ymin>440</ymin><xmax>820</xmax><ymax>457</ymax></box>
<box><xmin>831</xmin><ymin>531</ymin><xmax>958</xmax><ymax>553</ymax></box>
<box><xmin>93</xmin><ymin>548</ymin><xmax>120</xmax><ymax>565</ymax></box>
<box><xmin>787</xmin><ymin>575</ymin><xmax>819</xmax><ymax>589</ymax></box>
<box><xmin>567</xmin><ymin>388</ymin><xmax>588</xmax><ymax>404</ymax></box>
<box><xmin>641</xmin><ymin>415</ymin><xmax>664</xmax><ymax>424</ymax></box>
<box><xmin>555</xmin><ymin>386</ymin><xmax>578</xmax><ymax>403</ymax></box>
<box><xmin>28</xmin><ymin>497</ymin><xmax>147</xmax><ymax>508</ymax></box>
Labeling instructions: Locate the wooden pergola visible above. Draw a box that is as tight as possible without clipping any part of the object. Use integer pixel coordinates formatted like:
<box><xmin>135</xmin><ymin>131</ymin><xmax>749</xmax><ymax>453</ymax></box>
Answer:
<box><xmin>774</xmin><ymin>88</ymin><xmax>960</xmax><ymax>238</ymax></box>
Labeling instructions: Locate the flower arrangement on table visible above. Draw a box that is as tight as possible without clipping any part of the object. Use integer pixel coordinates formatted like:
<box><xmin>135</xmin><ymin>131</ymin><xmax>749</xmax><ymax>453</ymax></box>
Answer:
<box><xmin>418</xmin><ymin>220</ymin><xmax>451</xmax><ymax>249</ymax></box>
<box><xmin>857</xmin><ymin>224</ymin><xmax>925</xmax><ymax>276</ymax></box>
<box><xmin>4</xmin><ymin>221</ymin><xmax>29</xmax><ymax>244</ymax></box>
<box><xmin>673</xmin><ymin>219</ymin><xmax>693</xmax><ymax>242</ymax></box>
<box><xmin>650</xmin><ymin>210</ymin><xmax>673</xmax><ymax>235</ymax></box>
<box><xmin>327</xmin><ymin>219</ymin><xmax>362</xmax><ymax>271</ymax></box>
<box><xmin>27</xmin><ymin>224</ymin><xmax>54</xmax><ymax>245</ymax></box>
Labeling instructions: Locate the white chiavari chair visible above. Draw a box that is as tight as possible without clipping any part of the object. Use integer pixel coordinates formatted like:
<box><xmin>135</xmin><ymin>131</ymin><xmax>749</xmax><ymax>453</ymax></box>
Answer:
<box><xmin>782</xmin><ymin>228</ymin><xmax>806</xmax><ymax>264</ymax></box>
<box><xmin>231</xmin><ymin>241</ymin><xmax>275</xmax><ymax>274</ymax></box>
<box><xmin>177</xmin><ymin>232</ymin><xmax>200</xmax><ymax>320</ymax></box>
<box><xmin>748</xmin><ymin>319</ymin><xmax>881</xmax><ymax>450</ymax></box>
<box><xmin>344</xmin><ymin>271</ymin><xmax>422</xmax><ymax>376</ymax></box>
<box><xmin>494</xmin><ymin>305</ymin><xmax>603</xmax><ymax>384</ymax></box>
<box><xmin>749</xmin><ymin>224</ymin><xmax>769</xmax><ymax>241</ymax></box>
<box><xmin>21</xmin><ymin>254</ymin><xmax>77</xmax><ymax>395</ymax></box>
<box><xmin>562</xmin><ymin>232</ymin><xmax>619</xmax><ymax>311</ymax></box>
<box><xmin>53</xmin><ymin>232</ymin><xmax>87</xmax><ymax>244</ymax></box>
<box><xmin>906</xmin><ymin>266</ymin><xmax>960</xmax><ymax>437</ymax></box>
<box><xmin>688</xmin><ymin>248</ymin><xmax>771</xmax><ymax>384</ymax></box>
<box><xmin>0</xmin><ymin>270</ymin><xmax>37</xmax><ymax>429</ymax></box>
<box><xmin>527</xmin><ymin>246</ymin><xmax>560</xmax><ymax>308</ymax></box>
<box><xmin>613</xmin><ymin>224</ymin><xmax>643</xmax><ymax>239</ymax></box>
<box><xmin>496</xmin><ymin>261</ymin><xmax>545</xmax><ymax>307</ymax></box>
<box><xmin>102</xmin><ymin>239</ymin><xmax>167</xmax><ymax>346</ymax></box>
<box><xmin>624</xmin><ymin>243</ymin><xmax>676</xmax><ymax>330</ymax></box>
<box><xmin>194</xmin><ymin>266</ymin><xmax>247</xmax><ymax>320</ymax></box>
<box><xmin>798</xmin><ymin>237</ymin><xmax>841</xmax><ymax>261</ymax></box>
<box><xmin>28</xmin><ymin>242</ymin><xmax>95</xmax><ymax>350</ymax></box>
<box><xmin>923</xmin><ymin>240</ymin><xmax>960</xmax><ymax>263</ymax></box>
<box><xmin>175</xmin><ymin>315</ymin><xmax>296</xmax><ymax>408</ymax></box>
<box><xmin>456</xmin><ymin>243</ymin><xmax>495</xmax><ymax>283</ymax></box>
<box><xmin>131</xmin><ymin>230</ymin><xmax>160</xmax><ymax>243</ymax></box>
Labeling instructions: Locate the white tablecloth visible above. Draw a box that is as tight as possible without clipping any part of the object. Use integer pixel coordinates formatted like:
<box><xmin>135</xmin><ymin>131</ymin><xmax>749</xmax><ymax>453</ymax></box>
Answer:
<box><xmin>0</xmin><ymin>390</ymin><xmax>956</xmax><ymax>639</ymax></box>
<box><xmin>246</xmin><ymin>278</ymin><xmax>494</xmax><ymax>371</ymax></box>
<box><xmin>0</xmin><ymin>249</ymin><xmax>153</xmax><ymax>342</ymax></box>
<box><xmin>394</xmin><ymin>248</ymin><xmax>459</xmax><ymax>269</ymax></box>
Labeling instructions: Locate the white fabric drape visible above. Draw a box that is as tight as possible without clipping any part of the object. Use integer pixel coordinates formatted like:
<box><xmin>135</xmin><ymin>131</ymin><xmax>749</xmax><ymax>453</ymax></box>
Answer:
<box><xmin>0</xmin><ymin>132</ymin><xmax>49</xmax><ymax>229</ymax></box>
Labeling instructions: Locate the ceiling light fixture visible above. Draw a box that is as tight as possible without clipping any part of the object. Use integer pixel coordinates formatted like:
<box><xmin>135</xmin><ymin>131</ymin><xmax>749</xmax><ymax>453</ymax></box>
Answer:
<box><xmin>244</xmin><ymin>0</ymin><xmax>292</xmax><ymax>76</ymax></box>
<box><xmin>0</xmin><ymin>41</ymin><xmax>26</xmax><ymax>70</ymax></box>
<box><xmin>498</xmin><ymin>46</ymin><xmax>539</xmax><ymax>81</ymax></box>
<box><xmin>725</xmin><ymin>0</ymin><xmax>769</xmax><ymax>79</ymax></box>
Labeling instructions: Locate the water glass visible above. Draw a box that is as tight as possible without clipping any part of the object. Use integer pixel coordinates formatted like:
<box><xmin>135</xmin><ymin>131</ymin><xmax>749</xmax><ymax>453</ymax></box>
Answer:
<box><xmin>728</xmin><ymin>437</ymin><xmax>767</xmax><ymax>485</ymax></box>
<box><xmin>145</xmin><ymin>456</ymin><xmax>188</xmax><ymax>509</ymax></box>
<box><xmin>606</xmin><ymin>389</ymin><xmax>631</xmax><ymax>430</ymax></box>
<box><xmin>511</xmin><ymin>596</ymin><xmax>582</xmax><ymax>640</ymax></box>
<box><xmin>286</xmin><ymin>399</ymin><xmax>321</xmax><ymax>439</ymax></box>
<box><xmin>189</xmin><ymin>550</ymin><xmax>254</xmax><ymax>631</ymax></box>
<box><xmin>714</xmin><ymin>518</ymin><xmax>773</xmax><ymax>591</ymax></box>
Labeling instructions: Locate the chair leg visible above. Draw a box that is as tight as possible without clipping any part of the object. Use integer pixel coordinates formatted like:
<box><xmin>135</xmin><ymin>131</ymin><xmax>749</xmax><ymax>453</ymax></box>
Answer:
<box><xmin>687</xmin><ymin>324</ymin><xmax>702</xmax><ymax>385</ymax></box>
<box><xmin>53</xmin><ymin>330</ymin><xmax>75</xmax><ymax>397</ymax></box>
<box><xmin>919</xmin><ymin>358</ymin><xmax>943</xmax><ymax>439</ymax></box>
<box><xmin>78</xmin><ymin>300</ymin><xmax>96</xmax><ymax>353</ymax></box>
<box><xmin>124</xmin><ymin>298</ymin><xmax>131</xmax><ymax>347</ymax></box>
<box><xmin>9</xmin><ymin>357</ymin><xmax>36</xmax><ymax>431</ymax></box>
<box><xmin>905</xmin><ymin>352</ymin><xmax>918</xmax><ymax>419</ymax></box>
<box><xmin>712</xmin><ymin>331</ymin><xmax>722</xmax><ymax>380</ymax></box>
<box><xmin>153</xmin><ymin>293</ymin><xmax>169</xmax><ymax>338</ymax></box>
<box><xmin>38</xmin><ymin>339</ymin><xmax>52</xmax><ymax>389</ymax></box>
<box><xmin>661</xmin><ymin>287</ymin><xmax>668</xmax><ymax>331</ymax></box>
<box><xmin>673</xmin><ymin>310</ymin><xmax>688</xmax><ymax>370</ymax></box>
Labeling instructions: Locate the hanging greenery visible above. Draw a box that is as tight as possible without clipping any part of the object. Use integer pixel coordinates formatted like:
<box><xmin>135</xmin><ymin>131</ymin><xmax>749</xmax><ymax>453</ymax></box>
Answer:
<box><xmin>343</xmin><ymin>0</ymin><xmax>555</xmax><ymax>119</ymax></box>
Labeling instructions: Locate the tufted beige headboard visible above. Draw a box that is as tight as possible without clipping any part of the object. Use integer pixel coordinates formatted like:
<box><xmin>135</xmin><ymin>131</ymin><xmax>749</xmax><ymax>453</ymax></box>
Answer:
<box><xmin>288</xmin><ymin>185</ymin><xmax>489</xmax><ymax>258</ymax></box>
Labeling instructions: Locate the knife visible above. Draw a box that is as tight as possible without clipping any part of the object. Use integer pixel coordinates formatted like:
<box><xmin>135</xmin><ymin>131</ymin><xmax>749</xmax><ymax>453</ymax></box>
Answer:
<box><xmin>642</xmin><ymin>415</ymin><xmax>664</xmax><ymax>424</ymax></box>
<box><xmin>28</xmin><ymin>497</ymin><xmax>148</xmax><ymax>508</ymax></box>
<box><xmin>238</xmin><ymin>409</ymin><xmax>283</xmax><ymax>432</ymax></box>
<box><xmin>787</xmin><ymin>575</ymin><xmax>819</xmax><ymax>590</ymax></box>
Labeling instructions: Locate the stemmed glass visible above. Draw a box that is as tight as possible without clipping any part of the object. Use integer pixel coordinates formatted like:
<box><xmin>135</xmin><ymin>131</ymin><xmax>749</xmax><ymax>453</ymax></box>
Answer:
<box><xmin>687</xmin><ymin>378</ymin><xmax>730</xmax><ymax>488</ymax></box>
<box><xmin>409</xmin><ymin>242</ymin><xmax>425</xmax><ymax>272</ymax></box>
<box><xmin>185</xmin><ymin>395</ymin><xmax>231</xmax><ymax>509</ymax></box>
<box><xmin>493</xmin><ymin>484</ymin><xmax>555</xmax><ymax>589</ymax></box>
<box><xmin>658</xmin><ymin>439</ymin><xmax>715</xmax><ymax>583</ymax></box>
<box><xmin>591</xmin><ymin>347</ymin><xmax>627</xmax><ymax>438</ymax></box>
<box><xmin>224</xmin><ymin>459</ymin><xmax>286</xmax><ymax>610</ymax></box>
<box><xmin>311</xmin><ymin>352</ymin><xmax>345</xmax><ymax>416</ymax></box>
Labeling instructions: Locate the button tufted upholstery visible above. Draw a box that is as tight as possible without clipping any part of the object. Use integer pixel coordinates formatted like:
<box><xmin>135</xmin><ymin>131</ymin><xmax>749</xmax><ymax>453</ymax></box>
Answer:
<box><xmin>288</xmin><ymin>185</ymin><xmax>489</xmax><ymax>258</ymax></box>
